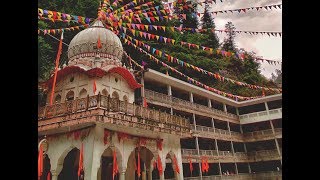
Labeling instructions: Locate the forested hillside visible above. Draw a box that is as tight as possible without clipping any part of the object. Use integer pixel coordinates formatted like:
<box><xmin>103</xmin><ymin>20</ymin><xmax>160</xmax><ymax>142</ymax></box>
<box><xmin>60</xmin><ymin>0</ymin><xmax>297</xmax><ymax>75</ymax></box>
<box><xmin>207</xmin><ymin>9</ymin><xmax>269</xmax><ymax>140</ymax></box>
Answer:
<box><xmin>38</xmin><ymin>0</ymin><xmax>279</xmax><ymax>99</ymax></box>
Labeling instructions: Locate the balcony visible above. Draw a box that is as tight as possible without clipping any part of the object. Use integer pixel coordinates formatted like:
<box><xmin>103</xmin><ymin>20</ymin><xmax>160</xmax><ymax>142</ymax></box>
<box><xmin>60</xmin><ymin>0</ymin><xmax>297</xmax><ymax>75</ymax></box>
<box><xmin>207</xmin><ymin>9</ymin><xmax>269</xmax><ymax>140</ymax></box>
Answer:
<box><xmin>38</xmin><ymin>95</ymin><xmax>191</xmax><ymax>137</ymax></box>
<box><xmin>145</xmin><ymin>89</ymin><xmax>239</xmax><ymax>123</ymax></box>
<box><xmin>239</xmin><ymin>108</ymin><xmax>282</xmax><ymax>124</ymax></box>
<box><xmin>191</xmin><ymin>125</ymin><xmax>244</xmax><ymax>142</ymax></box>
<box><xmin>181</xmin><ymin>149</ymin><xmax>281</xmax><ymax>163</ymax></box>
<box><xmin>183</xmin><ymin>171</ymin><xmax>282</xmax><ymax>180</ymax></box>
<box><xmin>243</xmin><ymin>128</ymin><xmax>282</xmax><ymax>142</ymax></box>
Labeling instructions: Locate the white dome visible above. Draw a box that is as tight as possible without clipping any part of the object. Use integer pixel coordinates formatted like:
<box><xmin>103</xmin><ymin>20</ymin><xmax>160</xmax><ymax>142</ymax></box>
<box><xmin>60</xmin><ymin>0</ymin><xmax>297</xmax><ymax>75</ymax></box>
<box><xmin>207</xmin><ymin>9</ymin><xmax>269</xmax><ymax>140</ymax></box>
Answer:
<box><xmin>67</xmin><ymin>20</ymin><xmax>123</xmax><ymax>68</ymax></box>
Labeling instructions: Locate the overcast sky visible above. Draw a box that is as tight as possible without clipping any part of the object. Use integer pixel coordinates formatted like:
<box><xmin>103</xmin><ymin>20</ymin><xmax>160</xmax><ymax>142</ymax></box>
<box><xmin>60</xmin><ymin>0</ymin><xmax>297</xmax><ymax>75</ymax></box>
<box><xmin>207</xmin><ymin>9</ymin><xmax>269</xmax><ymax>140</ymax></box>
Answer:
<box><xmin>196</xmin><ymin>0</ymin><xmax>282</xmax><ymax>79</ymax></box>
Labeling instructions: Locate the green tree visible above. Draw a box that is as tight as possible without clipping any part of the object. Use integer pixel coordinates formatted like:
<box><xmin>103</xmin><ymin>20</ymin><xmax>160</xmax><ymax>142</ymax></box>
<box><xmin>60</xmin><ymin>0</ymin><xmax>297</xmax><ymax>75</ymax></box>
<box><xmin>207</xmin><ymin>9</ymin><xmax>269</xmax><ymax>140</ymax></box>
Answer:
<box><xmin>200</xmin><ymin>0</ymin><xmax>219</xmax><ymax>49</ymax></box>
<box><xmin>222</xmin><ymin>22</ymin><xmax>236</xmax><ymax>52</ymax></box>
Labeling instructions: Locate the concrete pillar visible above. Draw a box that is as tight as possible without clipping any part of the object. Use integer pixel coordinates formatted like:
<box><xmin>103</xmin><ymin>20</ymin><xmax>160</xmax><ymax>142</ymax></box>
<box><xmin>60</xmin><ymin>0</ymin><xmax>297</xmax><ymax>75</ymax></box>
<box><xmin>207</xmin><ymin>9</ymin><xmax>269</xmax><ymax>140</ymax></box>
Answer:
<box><xmin>141</xmin><ymin>75</ymin><xmax>145</xmax><ymax>98</ymax></box>
<box><xmin>264</xmin><ymin>102</ymin><xmax>269</xmax><ymax>113</ymax></box>
<box><xmin>170</xmin><ymin>108</ymin><xmax>173</xmax><ymax>115</ymax></box>
<box><xmin>234</xmin><ymin>163</ymin><xmax>238</xmax><ymax>174</ymax></box>
<box><xmin>236</xmin><ymin>107</ymin><xmax>239</xmax><ymax>116</ymax></box>
<box><xmin>248</xmin><ymin>163</ymin><xmax>252</xmax><ymax>173</ymax></box>
<box><xmin>211</xmin><ymin>118</ymin><xmax>215</xmax><ymax>133</ymax></box>
<box><xmin>147</xmin><ymin>168</ymin><xmax>152</xmax><ymax>180</ymax></box>
<box><xmin>119</xmin><ymin>168</ymin><xmax>126</xmax><ymax>180</ymax></box>
<box><xmin>223</xmin><ymin>104</ymin><xmax>227</xmax><ymax>112</ymax></box>
<box><xmin>207</xmin><ymin>99</ymin><xmax>212</xmax><ymax>108</ymax></box>
<box><xmin>189</xmin><ymin>92</ymin><xmax>193</xmax><ymax>103</ymax></box>
<box><xmin>51</xmin><ymin>171</ymin><xmax>58</xmax><ymax>180</ymax></box>
<box><xmin>167</xmin><ymin>85</ymin><xmax>172</xmax><ymax>96</ymax></box>
<box><xmin>275</xmin><ymin>138</ymin><xmax>282</xmax><ymax>164</ymax></box>
<box><xmin>193</xmin><ymin>113</ymin><xmax>196</xmax><ymax>128</ymax></box>
<box><xmin>195</xmin><ymin>136</ymin><xmax>203</xmax><ymax>179</ymax></box>
<box><xmin>214</xmin><ymin>139</ymin><xmax>222</xmax><ymax>176</ymax></box>
<box><xmin>270</xmin><ymin>120</ymin><xmax>276</xmax><ymax>135</ymax></box>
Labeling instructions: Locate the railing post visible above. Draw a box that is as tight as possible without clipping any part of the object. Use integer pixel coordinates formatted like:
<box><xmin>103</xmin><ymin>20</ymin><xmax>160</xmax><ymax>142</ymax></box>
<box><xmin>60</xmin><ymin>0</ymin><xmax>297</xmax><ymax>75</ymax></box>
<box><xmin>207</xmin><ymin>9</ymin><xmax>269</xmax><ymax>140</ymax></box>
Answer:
<box><xmin>107</xmin><ymin>95</ymin><xmax>110</xmax><ymax>112</ymax></box>
<box><xmin>97</xmin><ymin>92</ymin><xmax>101</xmax><ymax>108</ymax></box>
<box><xmin>86</xmin><ymin>95</ymin><xmax>89</xmax><ymax>110</ymax></box>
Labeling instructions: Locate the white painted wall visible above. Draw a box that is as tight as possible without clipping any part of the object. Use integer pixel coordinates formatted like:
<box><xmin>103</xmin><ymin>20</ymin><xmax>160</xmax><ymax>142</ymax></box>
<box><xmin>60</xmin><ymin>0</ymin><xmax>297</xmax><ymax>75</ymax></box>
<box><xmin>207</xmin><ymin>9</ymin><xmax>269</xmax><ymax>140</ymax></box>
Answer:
<box><xmin>48</xmin><ymin>72</ymin><xmax>135</xmax><ymax>104</ymax></box>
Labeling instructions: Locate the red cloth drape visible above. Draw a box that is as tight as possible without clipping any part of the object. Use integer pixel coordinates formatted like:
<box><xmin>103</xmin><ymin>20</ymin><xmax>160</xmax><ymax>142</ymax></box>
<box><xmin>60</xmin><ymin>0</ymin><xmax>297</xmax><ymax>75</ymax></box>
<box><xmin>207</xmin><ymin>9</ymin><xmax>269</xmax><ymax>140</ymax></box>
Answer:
<box><xmin>157</xmin><ymin>155</ymin><xmax>163</xmax><ymax>174</ymax></box>
<box><xmin>97</xmin><ymin>36</ymin><xmax>102</xmax><ymax>49</ymax></box>
<box><xmin>173</xmin><ymin>155</ymin><xmax>180</xmax><ymax>174</ymax></box>
<box><xmin>137</xmin><ymin>151</ymin><xmax>141</xmax><ymax>177</ymax></box>
<box><xmin>49</xmin><ymin>32</ymin><xmax>63</xmax><ymax>105</ymax></box>
<box><xmin>93</xmin><ymin>80</ymin><xmax>97</xmax><ymax>95</ymax></box>
<box><xmin>205</xmin><ymin>158</ymin><xmax>209</xmax><ymax>172</ymax></box>
<box><xmin>47</xmin><ymin>171</ymin><xmax>51</xmax><ymax>180</ymax></box>
<box><xmin>78</xmin><ymin>143</ymin><xmax>84</xmax><ymax>177</ymax></box>
<box><xmin>189</xmin><ymin>157</ymin><xmax>193</xmax><ymax>174</ymax></box>
<box><xmin>38</xmin><ymin>144</ymin><xmax>43</xmax><ymax>179</ymax></box>
<box><xmin>201</xmin><ymin>158</ymin><xmax>205</xmax><ymax>173</ymax></box>
<box><xmin>112</xmin><ymin>150</ymin><xmax>119</xmax><ymax>180</ymax></box>
<box><xmin>143</xmin><ymin>97</ymin><xmax>148</xmax><ymax>108</ymax></box>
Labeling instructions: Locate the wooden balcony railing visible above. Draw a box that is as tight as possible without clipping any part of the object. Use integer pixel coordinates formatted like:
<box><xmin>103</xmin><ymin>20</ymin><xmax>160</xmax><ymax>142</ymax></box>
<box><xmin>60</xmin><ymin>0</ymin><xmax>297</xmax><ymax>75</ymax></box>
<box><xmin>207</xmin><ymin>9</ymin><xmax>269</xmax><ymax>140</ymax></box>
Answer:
<box><xmin>145</xmin><ymin>89</ymin><xmax>238</xmax><ymax>120</ymax></box>
<box><xmin>38</xmin><ymin>95</ymin><xmax>191</xmax><ymax>134</ymax></box>
<box><xmin>184</xmin><ymin>171</ymin><xmax>282</xmax><ymax>180</ymax></box>
<box><xmin>192</xmin><ymin>125</ymin><xmax>244</xmax><ymax>141</ymax></box>
<box><xmin>181</xmin><ymin>148</ymin><xmax>281</xmax><ymax>162</ymax></box>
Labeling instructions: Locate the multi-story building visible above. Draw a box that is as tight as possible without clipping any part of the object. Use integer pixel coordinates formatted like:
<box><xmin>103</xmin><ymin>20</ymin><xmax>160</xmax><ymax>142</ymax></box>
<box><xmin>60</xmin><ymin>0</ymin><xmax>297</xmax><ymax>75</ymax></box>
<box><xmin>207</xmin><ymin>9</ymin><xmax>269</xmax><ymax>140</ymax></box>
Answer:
<box><xmin>38</xmin><ymin>20</ymin><xmax>282</xmax><ymax>180</ymax></box>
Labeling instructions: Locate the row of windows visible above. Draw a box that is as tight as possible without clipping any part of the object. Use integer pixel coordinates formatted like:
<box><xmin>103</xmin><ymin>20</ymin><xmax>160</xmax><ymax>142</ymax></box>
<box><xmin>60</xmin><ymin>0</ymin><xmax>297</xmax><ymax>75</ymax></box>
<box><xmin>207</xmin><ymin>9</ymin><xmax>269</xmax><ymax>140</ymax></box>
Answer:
<box><xmin>53</xmin><ymin>88</ymin><xmax>128</xmax><ymax>103</ymax></box>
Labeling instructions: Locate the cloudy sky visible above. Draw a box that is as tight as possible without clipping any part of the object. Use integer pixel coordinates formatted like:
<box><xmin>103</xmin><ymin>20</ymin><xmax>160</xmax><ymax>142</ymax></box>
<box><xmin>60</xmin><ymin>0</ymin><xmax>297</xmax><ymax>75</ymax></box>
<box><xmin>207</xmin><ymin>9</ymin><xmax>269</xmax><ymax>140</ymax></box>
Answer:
<box><xmin>197</xmin><ymin>0</ymin><xmax>282</xmax><ymax>78</ymax></box>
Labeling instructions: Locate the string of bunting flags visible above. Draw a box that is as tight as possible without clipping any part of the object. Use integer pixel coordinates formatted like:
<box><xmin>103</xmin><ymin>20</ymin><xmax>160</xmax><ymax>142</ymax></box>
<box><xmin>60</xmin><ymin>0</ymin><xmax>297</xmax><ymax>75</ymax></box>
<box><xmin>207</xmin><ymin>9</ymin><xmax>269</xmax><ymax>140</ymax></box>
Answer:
<box><xmin>123</xmin><ymin>34</ymin><xmax>281</xmax><ymax>93</ymax></box>
<box><xmin>122</xmin><ymin>36</ymin><xmax>263</xmax><ymax>101</ymax></box>
<box><xmin>206</xmin><ymin>3</ymin><xmax>282</xmax><ymax>16</ymax></box>
<box><xmin>123</xmin><ymin>51</ymin><xmax>144</xmax><ymax>69</ymax></box>
<box><xmin>38</xmin><ymin>8</ymin><xmax>93</xmax><ymax>24</ymax></box>
<box><xmin>38</xmin><ymin>24</ymin><xmax>89</xmax><ymax>35</ymax></box>
<box><xmin>121</xmin><ymin>26</ymin><xmax>281</xmax><ymax>65</ymax></box>
<box><xmin>119</xmin><ymin>22</ymin><xmax>282</xmax><ymax>37</ymax></box>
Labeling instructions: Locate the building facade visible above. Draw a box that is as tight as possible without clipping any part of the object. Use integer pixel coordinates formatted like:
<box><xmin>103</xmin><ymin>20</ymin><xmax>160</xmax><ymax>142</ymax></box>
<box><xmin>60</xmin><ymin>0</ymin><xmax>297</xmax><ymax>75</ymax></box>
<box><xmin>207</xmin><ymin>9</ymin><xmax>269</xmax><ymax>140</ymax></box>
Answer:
<box><xmin>38</xmin><ymin>20</ymin><xmax>282</xmax><ymax>180</ymax></box>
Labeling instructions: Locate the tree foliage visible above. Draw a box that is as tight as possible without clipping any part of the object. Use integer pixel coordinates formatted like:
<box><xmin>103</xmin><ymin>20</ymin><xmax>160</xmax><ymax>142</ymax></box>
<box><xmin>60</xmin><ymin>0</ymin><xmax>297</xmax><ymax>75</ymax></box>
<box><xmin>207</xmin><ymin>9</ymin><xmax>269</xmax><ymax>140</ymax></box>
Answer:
<box><xmin>38</xmin><ymin>0</ymin><xmax>278</xmax><ymax>98</ymax></box>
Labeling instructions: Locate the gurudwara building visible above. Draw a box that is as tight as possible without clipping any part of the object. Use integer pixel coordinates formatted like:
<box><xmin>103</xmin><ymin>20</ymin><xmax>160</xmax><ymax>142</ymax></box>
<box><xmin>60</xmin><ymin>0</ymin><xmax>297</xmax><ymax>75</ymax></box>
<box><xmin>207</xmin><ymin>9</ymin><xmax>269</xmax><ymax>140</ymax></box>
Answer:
<box><xmin>38</xmin><ymin>20</ymin><xmax>282</xmax><ymax>180</ymax></box>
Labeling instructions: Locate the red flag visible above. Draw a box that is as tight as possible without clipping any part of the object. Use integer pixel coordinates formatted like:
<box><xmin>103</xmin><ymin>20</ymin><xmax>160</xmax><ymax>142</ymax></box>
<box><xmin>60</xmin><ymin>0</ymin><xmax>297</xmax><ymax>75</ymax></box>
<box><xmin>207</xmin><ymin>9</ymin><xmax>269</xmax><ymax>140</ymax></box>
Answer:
<box><xmin>49</xmin><ymin>32</ymin><xmax>64</xmax><ymax>105</ymax></box>
<box><xmin>201</xmin><ymin>158</ymin><xmax>205</xmax><ymax>173</ymax></box>
<box><xmin>78</xmin><ymin>143</ymin><xmax>84</xmax><ymax>177</ymax></box>
<box><xmin>97</xmin><ymin>36</ymin><xmax>102</xmax><ymax>49</ymax></box>
<box><xmin>157</xmin><ymin>155</ymin><xmax>163</xmax><ymax>174</ymax></box>
<box><xmin>113</xmin><ymin>150</ymin><xmax>119</xmax><ymax>180</ymax></box>
<box><xmin>205</xmin><ymin>158</ymin><xmax>209</xmax><ymax>172</ymax></box>
<box><xmin>93</xmin><ymin>80</ymin><xmax>97</xmax><ymax>95</ymax></box>
<box><xmin>189</xmin><ymin>157</ymin><xmax>193</xmax><ymax>173</ymax></box>
<box><xmin>38</xmin><ymin>144</ymin><xmax>43</xmax><ymax>179</ymax></box>
<box><xmin>137</xmin><ymin>151</ymin><xmax>141</xmax><ymax>177</ymax></box>
<box><xmin>143</xmin><ymin>97</ymin><xmax>148</xmax><ymax>108</ymax></box>
<box><xmin>47</xmin><ymin>172</ymin><xmax>51</xmax><ymax>180</ymax></box>
<box><xmin>173</xmin><ymin>155</ymin><xmax>180</xmax><ymax>174</ymax></box>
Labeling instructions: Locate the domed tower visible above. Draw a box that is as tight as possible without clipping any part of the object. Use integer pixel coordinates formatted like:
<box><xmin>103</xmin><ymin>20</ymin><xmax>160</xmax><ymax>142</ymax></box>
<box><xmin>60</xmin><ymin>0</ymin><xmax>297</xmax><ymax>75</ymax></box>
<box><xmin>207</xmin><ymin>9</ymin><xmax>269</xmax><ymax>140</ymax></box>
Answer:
<box><xmin>45</xmin><ymin>20</ymin><xmax>141</xmax><ymax>104</ymax></box>
<box><xmin>38</xmin><ymin>20</ymin><xmax>189</xmax><ymax>180</ymax></box>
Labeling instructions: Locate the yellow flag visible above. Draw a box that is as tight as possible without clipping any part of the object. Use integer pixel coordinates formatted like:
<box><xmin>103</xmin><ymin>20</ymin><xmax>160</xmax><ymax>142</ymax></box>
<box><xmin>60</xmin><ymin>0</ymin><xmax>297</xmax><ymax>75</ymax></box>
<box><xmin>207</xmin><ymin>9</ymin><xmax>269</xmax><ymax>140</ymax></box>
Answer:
<box><xmin>170</xmin><ymin>27</ymin><xmax>174</xmax><ymax>32</ymax></box>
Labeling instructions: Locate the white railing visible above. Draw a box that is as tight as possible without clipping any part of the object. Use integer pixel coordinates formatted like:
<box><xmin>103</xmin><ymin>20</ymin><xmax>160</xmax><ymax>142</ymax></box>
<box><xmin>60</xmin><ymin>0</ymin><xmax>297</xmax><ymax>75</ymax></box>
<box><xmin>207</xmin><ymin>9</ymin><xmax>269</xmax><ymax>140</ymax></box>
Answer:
<box><xmin>248</xmin><ymin>149</ymin><xmax>280</xmax><ymax>158</ymax></box>
<box><xmin>243</xmin><ymin>129</ymin><xmax>274</xmax><ymax>137</ymax></box>
<box><xmin>239</xmin><ymin>108</ymin><xmax>282</xmax><ymax>124</ymax></box>
<box><xmin>145</xmin><ymin>89</ymin><xmax>238</xmax><ymax>119</ymax></box>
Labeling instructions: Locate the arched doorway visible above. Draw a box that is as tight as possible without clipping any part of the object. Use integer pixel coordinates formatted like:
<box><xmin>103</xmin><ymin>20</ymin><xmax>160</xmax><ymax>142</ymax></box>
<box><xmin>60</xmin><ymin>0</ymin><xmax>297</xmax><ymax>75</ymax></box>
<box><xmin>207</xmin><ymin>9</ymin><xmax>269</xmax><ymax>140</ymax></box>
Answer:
<box><xmin>66</xmin><ymin>91</ymin><xmax>75</xmax><ymax>101</ymax></box>
<box><xmin>126</xmin><ymin>146</ymin><xmax>154</xmax><ymax>180</ymax></box>
<box><xmin>164</xmin><ymin>152</ymin><xmax>179</xmax><ymax>180</ymax></box>
<box><xmin>58</xmin><ymin>148</ymin><xmax>79</xmax><ymax>180</ymax></box>
<box><xmin>102</xmin><ymin>89</ymin><xmax>109</xmax><ymax>96</ymax></box>
<box><xmin>98</xmin><ymin>147</ymin><xmax>122</xmax><ymax>180</ymax></box>
<box><xmin>79</xmin><ymin>88</ymin><xmax>87</xmax><ymax>98</ymax></box>
<box><xmin>55</xmin><ymin>94</ymin><xmax>61</xmax><ymax>104</ymax></box>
